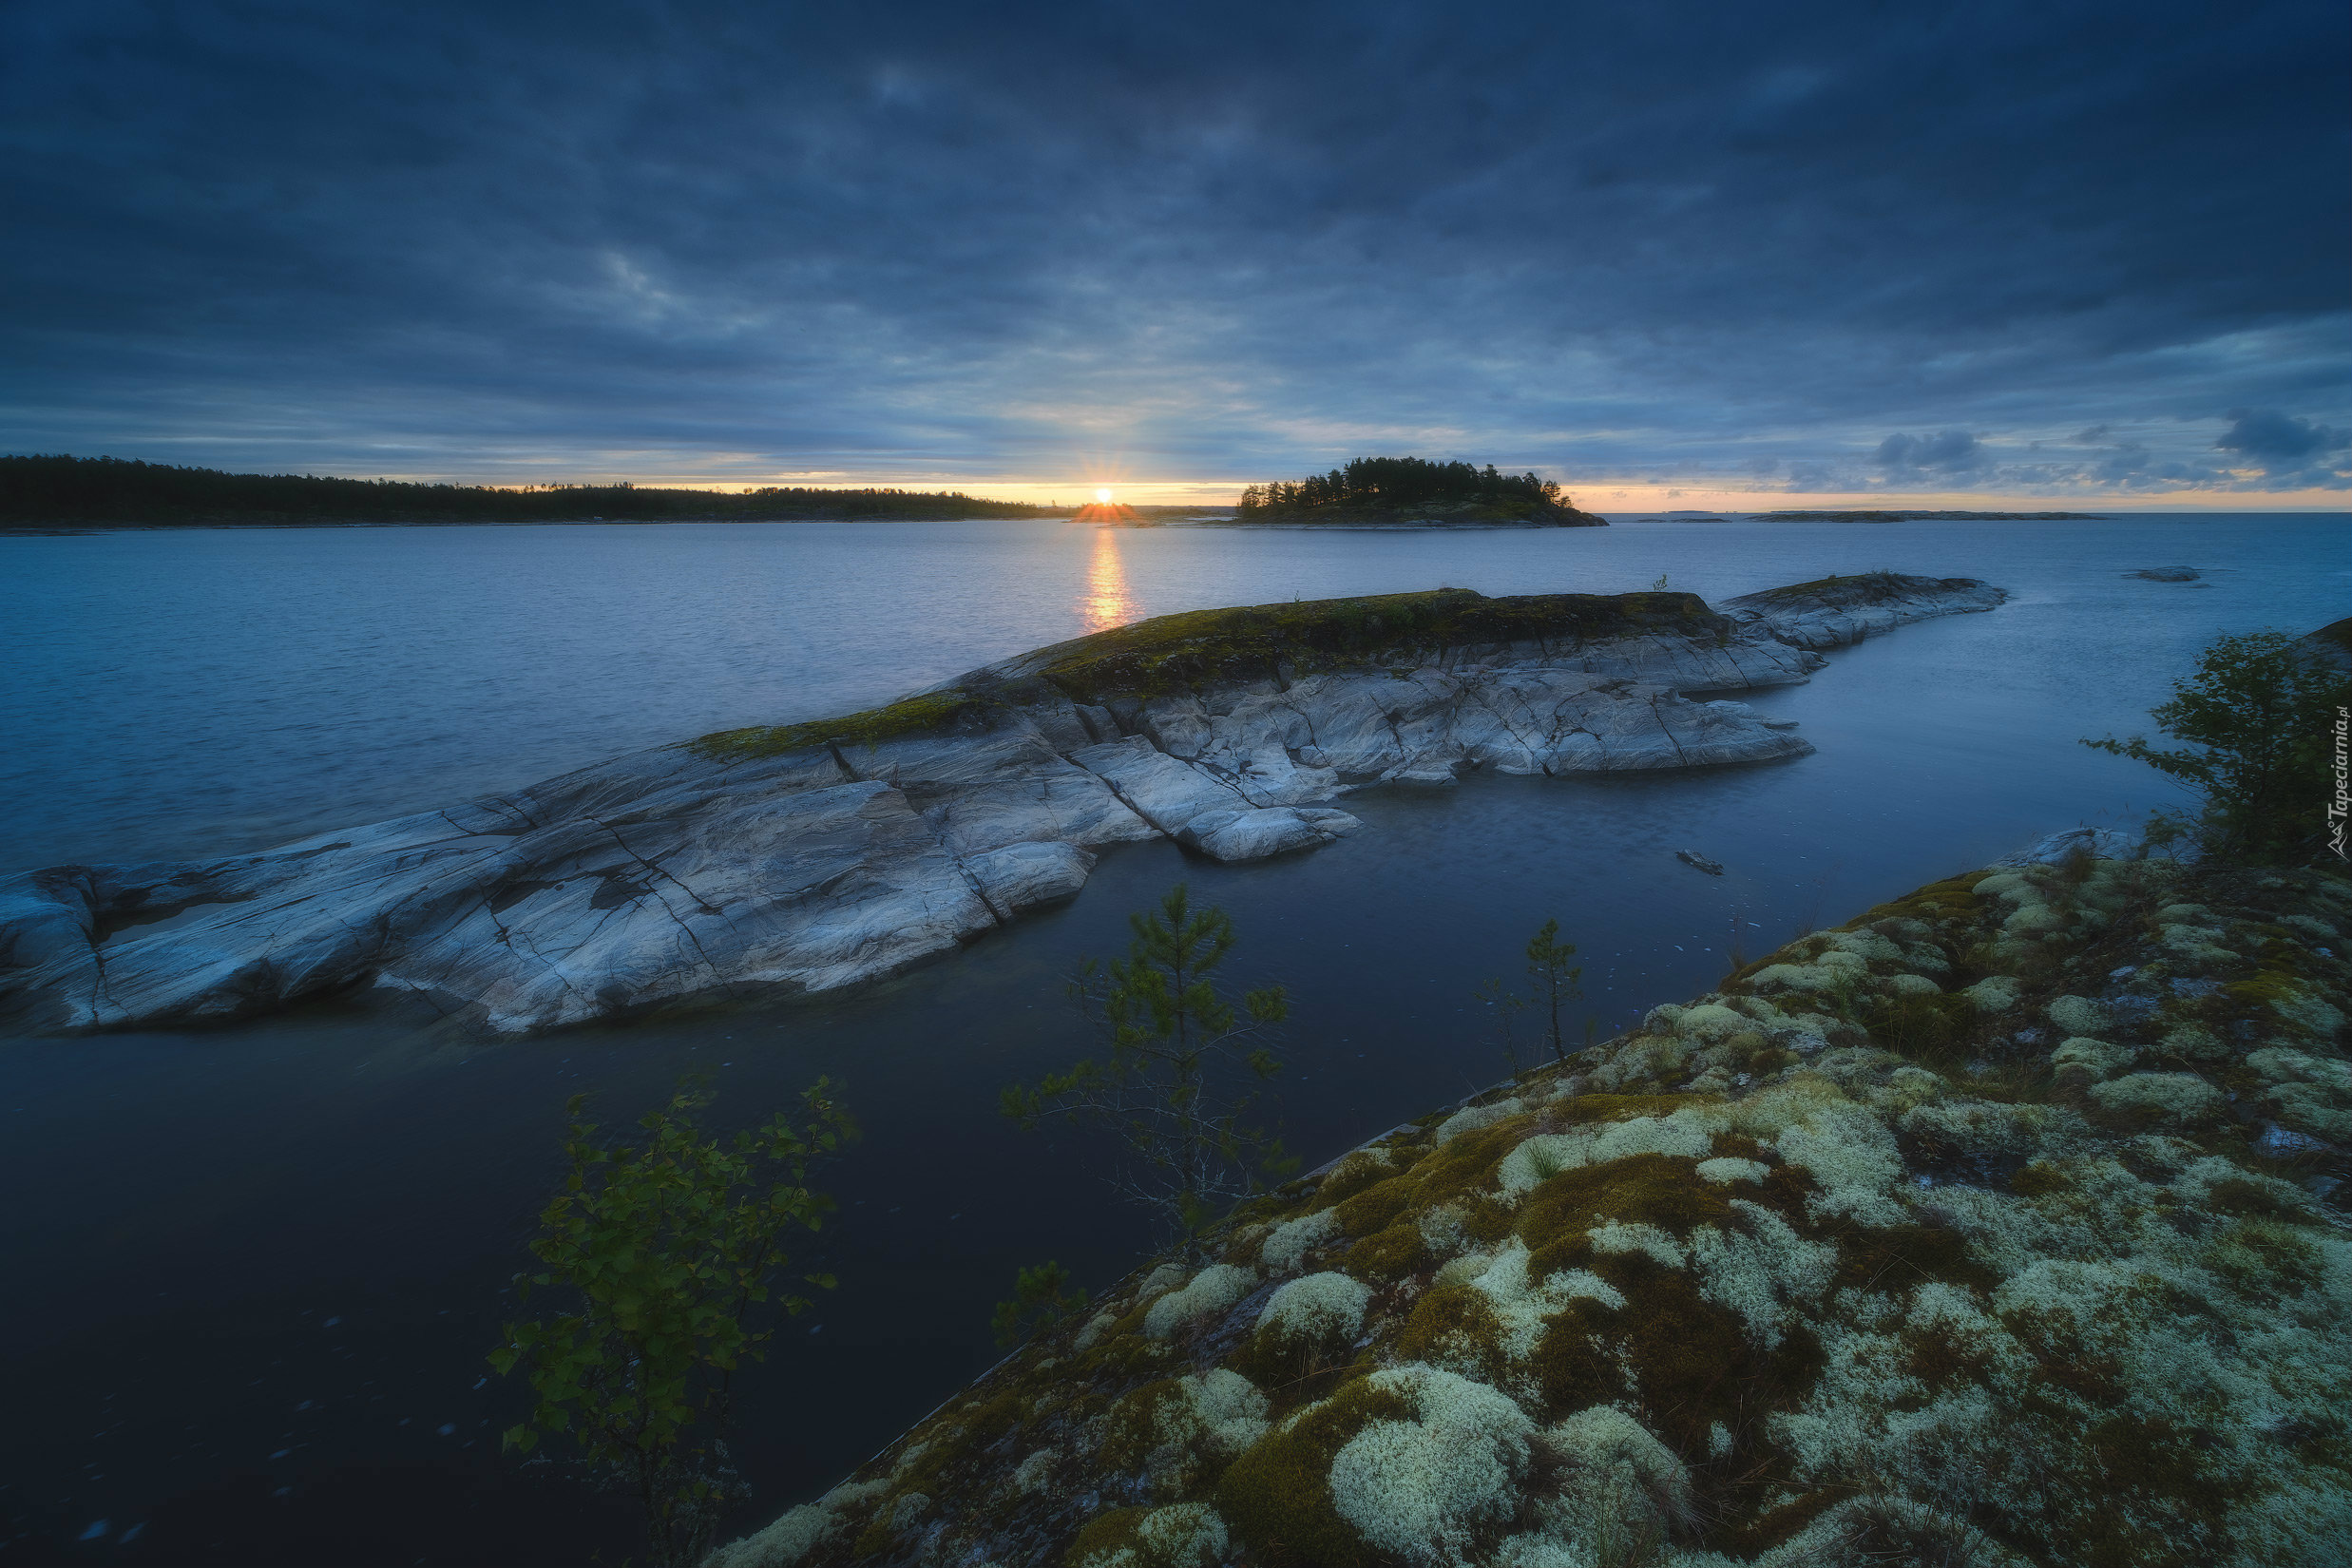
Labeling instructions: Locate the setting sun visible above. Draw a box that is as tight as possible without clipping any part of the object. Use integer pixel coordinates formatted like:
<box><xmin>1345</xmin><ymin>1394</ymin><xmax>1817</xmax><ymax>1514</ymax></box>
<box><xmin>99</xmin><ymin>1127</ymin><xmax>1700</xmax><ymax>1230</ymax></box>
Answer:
<box><xmin>1094</xmin><ymin>487</ymin><xmax>1112</xmax><ymax>503</ymax></box>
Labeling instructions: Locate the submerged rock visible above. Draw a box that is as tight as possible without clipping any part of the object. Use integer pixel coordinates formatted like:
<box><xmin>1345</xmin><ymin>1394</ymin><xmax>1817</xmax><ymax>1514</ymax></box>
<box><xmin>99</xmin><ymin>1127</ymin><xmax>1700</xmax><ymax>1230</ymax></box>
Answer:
<box><xmin>2125</xmin><ymin>566</ymin><xmax>2202</xmax><ymax>582</ymax></box>
<box><xmin>713</xmin><ymin>851</ymin><xmax>2351</xmax><ymax>1568</ymax></box>
<box><xmin>0</xmin><ymin>575</ymin><xmax>2005</xmax><ymax>1037</ymax></box>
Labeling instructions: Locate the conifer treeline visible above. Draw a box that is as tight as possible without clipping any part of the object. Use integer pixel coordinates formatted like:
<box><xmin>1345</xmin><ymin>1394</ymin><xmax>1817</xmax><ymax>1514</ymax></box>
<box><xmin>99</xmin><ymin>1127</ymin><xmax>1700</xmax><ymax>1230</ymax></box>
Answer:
<box><xmin>1237</xmin><ymin>456</ymin><xmax>1566</xmax><ymax>516</ymax></box>
<box><xmin>0</xmin><ymin>455</ymin><xmax>1053</xmax><ymax>524</ymax></box>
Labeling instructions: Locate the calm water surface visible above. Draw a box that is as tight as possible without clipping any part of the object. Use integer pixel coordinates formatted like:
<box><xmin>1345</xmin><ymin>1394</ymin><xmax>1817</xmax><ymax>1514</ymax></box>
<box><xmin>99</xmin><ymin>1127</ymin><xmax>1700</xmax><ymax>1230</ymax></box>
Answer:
<box><xmin>0</xmin><ymin>515</ymin><xmax>2343</xmax><ymax>1562</ymax></box>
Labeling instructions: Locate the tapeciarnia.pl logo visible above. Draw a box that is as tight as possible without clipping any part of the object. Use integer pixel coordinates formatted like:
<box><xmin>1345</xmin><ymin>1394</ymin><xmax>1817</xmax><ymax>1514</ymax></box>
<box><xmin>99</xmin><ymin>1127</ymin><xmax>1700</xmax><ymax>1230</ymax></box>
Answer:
<box><xmin>2331</xmin><ymin>703</ymin><xmax>2348</xmax><ymax>860</ymax></box>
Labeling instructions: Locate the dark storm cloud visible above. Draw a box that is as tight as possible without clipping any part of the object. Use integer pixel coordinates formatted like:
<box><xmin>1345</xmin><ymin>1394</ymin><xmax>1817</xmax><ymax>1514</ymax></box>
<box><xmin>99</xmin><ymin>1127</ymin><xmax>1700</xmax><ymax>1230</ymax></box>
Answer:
<box><xmin>2218</xmin><ymin>409</ymin><xmax>2350</xmax><ymax>466</ymax></box>
<box><xmin>1</xmin><ymin>0</ymin><xmax>2346</xmax><ymax>494</ymax></box>
<box><xmin>1872</xmin><ymin>431</ymin><xmax>1990</xmax><ymax>475</ymax></box>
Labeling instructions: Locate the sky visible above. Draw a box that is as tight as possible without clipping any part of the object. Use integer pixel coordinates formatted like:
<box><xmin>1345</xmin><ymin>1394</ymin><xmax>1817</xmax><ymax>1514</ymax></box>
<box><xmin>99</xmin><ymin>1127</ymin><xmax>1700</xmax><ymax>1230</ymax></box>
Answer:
<box><xmin>3</xmin><ymin>0</ymin><xmax>2347</xmax><ymax>508</ymax></box>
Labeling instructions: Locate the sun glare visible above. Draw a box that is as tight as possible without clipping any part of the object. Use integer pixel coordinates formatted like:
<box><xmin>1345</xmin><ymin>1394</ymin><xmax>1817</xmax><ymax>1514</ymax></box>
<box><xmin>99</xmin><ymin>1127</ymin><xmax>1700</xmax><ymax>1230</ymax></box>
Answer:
<box><xmin>1094</xmin><ymin>487</ymin><xmax>1113</xmax><ymax>504</ymax></box>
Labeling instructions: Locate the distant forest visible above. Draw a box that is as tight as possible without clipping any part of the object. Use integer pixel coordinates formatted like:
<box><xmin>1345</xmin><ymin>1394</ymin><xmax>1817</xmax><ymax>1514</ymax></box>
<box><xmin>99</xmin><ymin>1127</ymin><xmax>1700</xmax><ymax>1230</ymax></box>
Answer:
<box><xmin>1236</xmin><ymin>457</ymin><xmax>1589</xmax><ymax>522</ymax></box>
<box><xmin>0</xmin><ymin>455</ymin><xmax>1054</xmax><ymax>525</ymax></box>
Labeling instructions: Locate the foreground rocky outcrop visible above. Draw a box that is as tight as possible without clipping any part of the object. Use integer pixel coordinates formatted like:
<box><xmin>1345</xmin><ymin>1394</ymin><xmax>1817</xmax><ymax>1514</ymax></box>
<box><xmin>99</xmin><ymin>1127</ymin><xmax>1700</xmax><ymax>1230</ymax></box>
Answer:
<box><xmin>0</xmin><ymin>575</ymin><xmax>2002</xmax><ymax>1037</ymax></box>
<box><xmin>711</xmin><ymin>846</ymin><xmax>2351</xmax><ymax>1568</ymax></box>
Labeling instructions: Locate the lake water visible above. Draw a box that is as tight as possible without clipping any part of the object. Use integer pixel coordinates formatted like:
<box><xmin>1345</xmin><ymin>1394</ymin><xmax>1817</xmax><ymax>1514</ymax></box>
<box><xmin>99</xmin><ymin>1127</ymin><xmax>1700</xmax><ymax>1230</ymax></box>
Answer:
<box><xmin>0</xmin><ymin>514</ymin><xmax>2342</xmax><ymax>1563</ymax></box>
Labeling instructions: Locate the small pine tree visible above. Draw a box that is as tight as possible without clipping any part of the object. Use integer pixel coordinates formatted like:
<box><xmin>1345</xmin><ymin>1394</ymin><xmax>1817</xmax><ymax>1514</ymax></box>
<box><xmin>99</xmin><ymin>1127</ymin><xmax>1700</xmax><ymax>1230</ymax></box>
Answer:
<box><xmin>991</xmin><ymin>1260</ymin><xmax>1088</xmax><ymax>1348</ymax></box>
<box><xmin>1002</xmin><ymin>885</ymin><xmax>1292</xmax><ymax>1252</ymax></box>
<box><xmin>1525</xmin><ymin>918</ymin><xmax>1584</xmax><ymax>1063</ymax></box>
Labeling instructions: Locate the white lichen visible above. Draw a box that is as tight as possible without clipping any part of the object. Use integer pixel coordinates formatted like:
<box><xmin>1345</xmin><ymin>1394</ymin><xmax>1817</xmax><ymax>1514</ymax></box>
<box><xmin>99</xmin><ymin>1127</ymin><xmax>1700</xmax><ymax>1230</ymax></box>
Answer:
<box><xmin>2246</xmin><ymin>1045</ymin><xmax>2352</xmax><ymax>1141</ymax></box>
<box><xmin>2045</xmin><ymin>994</ymin><xmax>2108</xmax><ymax>1036</ymax></box>
<box><xmin>2089</xmin><ymin>1072</ymin><xmax>2224</xmax><ymax>1127</ymax></box>
<box><xmin>1143</xmin><ymin>1264</ymin><xmax>1256</xmax><ymax>1340</ymax></box>
<box><xmin>1328</xmin><ymin>1365</ymin><xmax>1535</xmax><ymax>1565</ymax></box>
<box><xmin>1538</xmin><ymin>1405</ymin><xmax>1694</xmax><ymax>1536</ymax></box>
<box><xmin>1260</xmin><ymin>1207</ymin><xmax>1341</xmax><ymax>1273</ymax></box>
<box><xmin>1771</xmin><ymin>1100</ymin><xmax>1906</xmax><ymax>1225</ymax></box>
<box><xmin>703</xmin><ymin>1478</ymin><xmax>889</xmax><ymax>1568</ymax></box>
<box><xmin>1073</xmin><ymin>1502</ymin><xmax>1232</xmax><ymax>1568</ymax></box>
<box><xmin>2049</xmin><ymin>1036</ymin><xmax>2130</xmax><ymax>1085</ymax></box>
<box><xmin>1257</xmin><ymin>1272</ymin><xmax>1372</xmax><ymax>1348</ymax></box>
<box><xmin>1960</xmin><ymin>976</ymin><xmax>2021</xmax><ymax>1013</ymax></box>
<box><xmin>1463</xmin><ymin>1237</ymin><xmax>1624</xmax><ymax>1360</ymax></box>
<box><xmin>1588</xmin><ymin>1221</ymin><xmax>1688</xmax><ymax>1270</ymax></box>
<box><xmin>1496</xmin><ymin>1110</ymin><xmax>1715</xmax><ymax>1197</ymax></box>
<box><xmin>1435</xmin><ymin>1097</ymin><xmax>1524</xmax><ymax>1145</ymax></box>
<box><xmin>1012</xmin><ymin>1446</ymin><xmax>1057</xmax><ymax>1494</ymax></box>
<box><xmin>1688</xmin><ymin>1200</ymin><xmax>1837</xmax><ymax>1348</ymax></box>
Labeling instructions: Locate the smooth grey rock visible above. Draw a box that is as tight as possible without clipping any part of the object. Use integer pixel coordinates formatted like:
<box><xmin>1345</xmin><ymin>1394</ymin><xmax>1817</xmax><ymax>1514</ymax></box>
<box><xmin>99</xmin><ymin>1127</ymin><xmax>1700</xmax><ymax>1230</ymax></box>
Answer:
<box><xmin>0</xmin><ymin>575</ymin><xmax>2007</xmax><ymax>1037</ymax></box>
<box><xmin>1178</xmin><ymin>807</ymin><xmax>1362</xmax><ymax>862</ymax></box>
<box><xmin>1721</xmin><ymin>575</ymin><xmax>2008</xmax><ymax>651</ymax></box>
<box><xmin>966</xmin><ymin>841</ymin><xmax>1096</xmax><ymax>915</ymax></box>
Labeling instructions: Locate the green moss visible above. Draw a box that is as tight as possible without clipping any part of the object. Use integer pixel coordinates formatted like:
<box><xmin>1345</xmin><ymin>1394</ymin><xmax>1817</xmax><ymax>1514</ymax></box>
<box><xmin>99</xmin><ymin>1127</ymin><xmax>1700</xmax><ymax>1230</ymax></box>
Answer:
<box><xmin>1515</xmin><ymin>1153</ymin><xmax>1734</xmax><ymax>1280</ymax></box>
<box><xmin>1331</xmin><ymin>1177</ymin><xmax>1416</xmax><ymax>1237</ymax></box>
<box><xmin>1738</xmin><ymin>569</ymin><xmax>1968</xmax><ymax>606</ymax></box>
<box><xmin>1392</xmin><ymin>1285</ymin><xmax>1510</xmax><ymax>1386</ymax></box>
<box><xmin>1862</xmin><ymin>989</ymin><xmax>1976</xmax><ymax>1059</ymax></box>
<box><xmin>1535</xmin><ymin>1252</ymin><xmax>1825</xmax><ymax>1456</ymax></box>
<box><xmin>1552</xmin><ymin>1092</ymin><xmax>1713</xmax><ymax>1123</ymax></box>
<box><xmin>1215</xmin><ymin>1377</ymin><xmax>1412</xmax><ymax>1567</ymax></box>
<box><xmin>1064</xmin><ymin>1506</ymin><xmax>1154</xmax><ymax>1567</ymax></box>
<box><xmin>685</xmin><ymin>581</ymin><xmax>1678</xmax><ymax>760</ymax></box>
<box><xmin>689</xmin><ymin>687</ymin><xmax>979</xmax><ymax>760</ymax></box>
<box><xmin>1529</xmin><ymin>1299</ymin><xmax>1628</xmax><ymax>1413</ymax></box>
<box><xmin>1077</xmin><ymin>1306</ymin><xmax>1178</xmax><ymax>1381</ymax></box>
<box><xmin>1012</xmin><ymin>588</ymin><xmax>1725</xmax><ymax>706</ymax></box>
<box><xmin>1310</xmin><ymin>1146</ymin><xmax>1425</xmax><ymax>1213</ymax></box>
<box><xmin>2202</xmin><ymin>1218</ymin><xmax>2325</xmax><ymax>1301</ymax></box>
<box><xmin>2010</xmin><ymin>1159</ymin><xmax>2070</xmax><ymax>1197</ymax></box>
<box><xmin>1100</xmin><ymin>1379</ymin><xmax>1189</xmax><ymax>1478</ymax></box>
<box><xmin>1342</xmin><ymin>1221</ymin><xmax>1429</xmax><ymax>1281</ymax></box>
<box><xmin>2204</xmin><ymin>1176</ymin><xmax>2310</xmax><ymax>1221</ymax></box>
<box><xmin>1401</xmin><ymin>1121</ymin><xmax>1525</xmax><ymax>1210</ymax></box>
<box><xmin>1823</xmin><ymin>1221</ymin><xmax>1998</xmax><ymax>1296</ymax></box>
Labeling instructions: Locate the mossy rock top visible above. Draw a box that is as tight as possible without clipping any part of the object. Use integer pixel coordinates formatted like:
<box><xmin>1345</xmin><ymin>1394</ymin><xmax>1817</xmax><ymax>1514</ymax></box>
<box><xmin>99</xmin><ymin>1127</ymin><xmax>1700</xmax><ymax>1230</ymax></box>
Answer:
<box><xmin>689</xmin><ymin>586</ymin><xmax>1717</xmax><ymax>758</ymax></box>
<box><xmin>988</xmin><ymin>587</ymin><xmax>1712</xmax><ymax>704</ymax></box>
<box><xmin>1729</xmin><ymin>568</ymin><xmax>1985</xmax><ymax>608</ymax></box>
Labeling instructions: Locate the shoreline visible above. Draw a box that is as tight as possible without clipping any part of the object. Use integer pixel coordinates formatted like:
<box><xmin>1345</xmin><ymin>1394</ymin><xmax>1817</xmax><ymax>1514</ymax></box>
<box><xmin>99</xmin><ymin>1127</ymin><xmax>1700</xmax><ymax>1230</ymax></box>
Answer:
<box><xmin>0</xmin><ymin>575</ymin><xmax>2004</xmax><ymax>1038</ymax></box>
<box><xmin>710</xmin><ymin>834</ymin><xmax>2352</xmax><ymax>1568</ymax></box>
<box><xmin>0</xmin><ymin>512</ymin><xmax>1078</xmax><ymax>534</ymax></box>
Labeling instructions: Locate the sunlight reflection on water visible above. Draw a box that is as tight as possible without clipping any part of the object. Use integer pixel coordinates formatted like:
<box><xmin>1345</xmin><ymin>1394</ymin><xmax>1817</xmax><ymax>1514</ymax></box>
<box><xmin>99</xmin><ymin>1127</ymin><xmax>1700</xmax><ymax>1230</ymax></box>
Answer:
<box><xmin>1081</xmin><ymin>523</ymin><xmax>1138</xmax><ymax>632</ymax></box>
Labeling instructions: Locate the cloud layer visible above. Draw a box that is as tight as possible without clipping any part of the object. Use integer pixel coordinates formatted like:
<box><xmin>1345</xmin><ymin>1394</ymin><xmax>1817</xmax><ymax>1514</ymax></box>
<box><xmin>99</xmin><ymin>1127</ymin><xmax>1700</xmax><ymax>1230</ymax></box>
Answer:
<box><xmin>2</xmin><ymin>0</ymin><xmax>2346</xmax><ymax>498</ymax></box>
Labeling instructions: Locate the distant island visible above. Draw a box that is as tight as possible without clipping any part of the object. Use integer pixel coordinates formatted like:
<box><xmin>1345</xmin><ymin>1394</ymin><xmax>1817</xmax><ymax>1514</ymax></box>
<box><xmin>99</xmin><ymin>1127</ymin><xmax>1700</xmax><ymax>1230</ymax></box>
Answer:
<box><xmin>1763</xmin><ymin>508</ymin><xmax>2108</xmax><ymax>522</ymax></box>
<box><xmin>0</xmin><ymin>454</ymin><xmax>1056</xmax><ymax>526</ymax></box>
<box><xmin>1233</xmin><ymin>456</ymin><xmax>1606</xmax><ymax>526</ymax></box>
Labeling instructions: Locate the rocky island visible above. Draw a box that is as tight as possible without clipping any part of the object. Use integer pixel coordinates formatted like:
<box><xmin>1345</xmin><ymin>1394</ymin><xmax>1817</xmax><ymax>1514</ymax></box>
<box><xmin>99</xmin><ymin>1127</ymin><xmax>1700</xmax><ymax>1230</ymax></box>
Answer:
<box><xmin>0</xmin><ymin>572</ymin><xmax>2002</xmax><ymax>1038</ymax></box>
<box><xmin>1233</xmin><ymin>459</ymin><xmax>1606</xmax><ymax>527</ymax></box>
<box><xmin>710</xmin><ymin>837</ymin><xmax>2351</xmax><ymax>1568</ymax></box>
